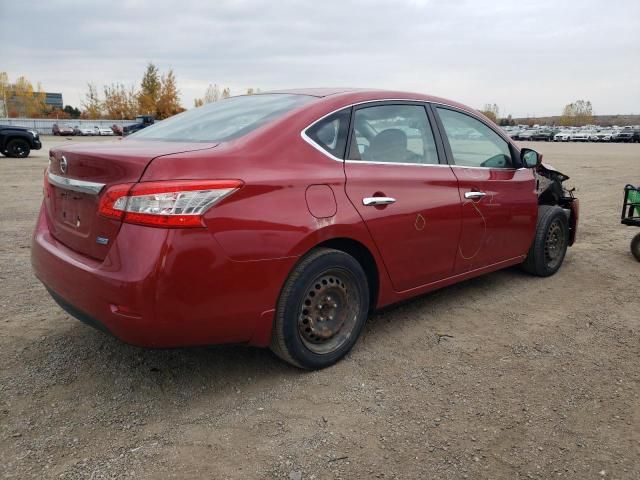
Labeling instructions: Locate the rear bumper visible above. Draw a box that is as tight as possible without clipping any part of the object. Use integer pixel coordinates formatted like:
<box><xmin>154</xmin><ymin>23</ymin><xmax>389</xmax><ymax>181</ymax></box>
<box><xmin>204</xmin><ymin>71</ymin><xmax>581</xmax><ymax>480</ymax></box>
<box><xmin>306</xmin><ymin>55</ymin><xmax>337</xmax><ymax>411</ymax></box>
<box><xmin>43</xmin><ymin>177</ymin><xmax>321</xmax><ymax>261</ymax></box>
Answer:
<box><xmin>31</xmin><ymin>205</ymin><xmax>296</xmax><ymax>348</ymax></box>
<box><xmin>47</xmin><ymin>287</ymin><xmax>113</xmax><ymax>336</ymax></box>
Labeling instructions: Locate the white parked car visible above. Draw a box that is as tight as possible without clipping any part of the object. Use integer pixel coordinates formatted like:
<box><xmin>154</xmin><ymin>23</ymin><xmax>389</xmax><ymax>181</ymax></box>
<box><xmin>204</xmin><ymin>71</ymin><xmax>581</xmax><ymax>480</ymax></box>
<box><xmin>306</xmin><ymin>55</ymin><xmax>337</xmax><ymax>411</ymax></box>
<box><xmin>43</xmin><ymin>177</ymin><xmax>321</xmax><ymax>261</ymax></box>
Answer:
<box><xmin>570</xmin><ymin>131</ymin><xmax>594</xmax><ymax>142</ymax></box>
<box><xmin>74</xmin><ymin>125</ymin><xmax>97</xmax><ymax>136</ymax></box>
<box><xmin>593</xmin><ymin>130</ymin><xmax>614</xmax><ymax>142</ymax></box>
<box><xmin>554</xmin><ymin>131</ymin><xmax>572</xmax><ymax>142</ymax></box>
<box><xmin>94</xmin><ymin>126</ymin><xmax>115</xmax><ymax>136</ymax></box>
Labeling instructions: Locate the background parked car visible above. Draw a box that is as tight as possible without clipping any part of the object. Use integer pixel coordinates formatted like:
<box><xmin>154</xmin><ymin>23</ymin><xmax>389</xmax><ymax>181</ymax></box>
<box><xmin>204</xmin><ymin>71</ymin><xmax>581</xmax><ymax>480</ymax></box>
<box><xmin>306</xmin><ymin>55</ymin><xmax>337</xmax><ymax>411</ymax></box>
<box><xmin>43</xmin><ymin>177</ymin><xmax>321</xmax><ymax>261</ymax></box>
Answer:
<box><xmin>122</xmin><ymin>115</ymin><xmax>154</xmax><ymax>136</ymax></box>
<box><xmin>553</xmin><ymin>131</ymin><xmax>570</xmax><ymax>142</ymax></box>
<box><xmin>570</xmin><ymin>131</ymin><xmax>593</xmax><ymax>142</ymax></box>
<box><xmin>614</xmin><ymin>129</ymin><xmax>637</xmax><ymax>142</ymax></box>
<box><xmin>74</xmin><ymin>125</ymin><xmax>97</xmax><ymax>136</ymax></box>
<box><xmin>593</xmin><ymin>130</ymin><xmax>614</xmax><ymax>142</ymax></box>
<box><xmin>517</xmin><ymin>130</ymin><xmax>535</xmax><ymax>141</ymax></box>
<box><xmin>0</xmin><ymin>124</ymin><xmax>42</xmax><ymax>158</ymax></box>
<box><xmin>52</xmin><ymin>123</ymin><xmax>76</xmax><ymax>136</ymax></box>
<box><xmin>95</xmin><ymin>126</ymin><xmax>115</xmax><ymax>136</ymax></box>
<box><xmin>111</xmin><ymin>124</ymin><xmax>124</xmax><ymax>136</ymax></box>
<box><xmin>530</xmin><ymin>130</ymin><xmax>557</xmax><ymax>141</ymax></box>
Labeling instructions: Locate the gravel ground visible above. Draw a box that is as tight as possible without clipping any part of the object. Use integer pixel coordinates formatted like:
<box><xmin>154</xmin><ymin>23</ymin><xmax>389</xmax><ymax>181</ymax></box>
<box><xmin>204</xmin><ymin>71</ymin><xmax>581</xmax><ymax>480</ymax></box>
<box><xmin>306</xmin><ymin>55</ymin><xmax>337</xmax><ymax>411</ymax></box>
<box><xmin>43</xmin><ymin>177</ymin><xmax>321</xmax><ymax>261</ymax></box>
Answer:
<box><xmin>0</xmin><ymin>137</ymin><xmax>639</xmax><ymax>479</ymax></box>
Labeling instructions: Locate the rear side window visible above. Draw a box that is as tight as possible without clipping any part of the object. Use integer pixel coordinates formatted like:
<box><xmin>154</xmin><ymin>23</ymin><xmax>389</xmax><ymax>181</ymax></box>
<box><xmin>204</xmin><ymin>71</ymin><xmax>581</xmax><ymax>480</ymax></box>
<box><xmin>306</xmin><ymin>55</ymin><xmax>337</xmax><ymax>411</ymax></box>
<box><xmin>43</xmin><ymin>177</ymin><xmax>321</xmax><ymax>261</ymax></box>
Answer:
<box><xmin>347</xmin><ymin>104</ymin><xmax>439</xmax><ymax>165</ymax></box>
<box><xmin>131</xmin><ymin>94</ymin><xmax>314</xmax><ymax>142</ymax></box>
<box><xmin>436</xmin><ymin>107</ymin><xmax>512</xmax><ymax>168</ymax></box>
<box><xmin>305</xmin><ymin>108</ymin><xmax>350</xmax><ymax>159</ymax></box>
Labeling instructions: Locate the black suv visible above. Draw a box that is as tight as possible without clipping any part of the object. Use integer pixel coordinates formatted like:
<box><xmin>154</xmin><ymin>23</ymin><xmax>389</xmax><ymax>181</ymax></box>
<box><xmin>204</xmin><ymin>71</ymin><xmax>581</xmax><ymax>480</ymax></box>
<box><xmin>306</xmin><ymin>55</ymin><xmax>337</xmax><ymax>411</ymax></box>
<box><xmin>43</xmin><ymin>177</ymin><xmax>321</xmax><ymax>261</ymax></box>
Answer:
<box><xmin>123</xmin><ymin>115</ymin><xmax>155</xmax><ymax>136</ymax></box>
<box><xmin>0</xmin><ymin>125</ymin><xmax>42</xmax><ymax>158</ymax></box>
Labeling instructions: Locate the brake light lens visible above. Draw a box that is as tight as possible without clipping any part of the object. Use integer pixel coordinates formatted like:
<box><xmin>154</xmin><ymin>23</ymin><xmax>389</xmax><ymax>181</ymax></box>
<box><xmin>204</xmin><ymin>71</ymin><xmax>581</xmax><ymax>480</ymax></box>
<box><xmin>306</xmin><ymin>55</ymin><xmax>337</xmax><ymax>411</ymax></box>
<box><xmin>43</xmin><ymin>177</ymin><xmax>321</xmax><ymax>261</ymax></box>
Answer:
<box><xmin>98</xmin><ymin>180</ymin><xmax>242</xmax><ymax>228</ymax></box>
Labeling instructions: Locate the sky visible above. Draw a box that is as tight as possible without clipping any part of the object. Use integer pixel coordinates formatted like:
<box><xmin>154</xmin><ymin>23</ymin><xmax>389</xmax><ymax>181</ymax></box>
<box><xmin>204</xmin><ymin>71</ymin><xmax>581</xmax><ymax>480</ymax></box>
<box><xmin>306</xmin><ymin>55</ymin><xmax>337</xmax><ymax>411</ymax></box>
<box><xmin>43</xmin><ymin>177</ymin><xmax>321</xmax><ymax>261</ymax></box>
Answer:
<box><xmin>1</xmin><ymin>0</ymin><xmax>639</xmax><ymax>117</ymax></box>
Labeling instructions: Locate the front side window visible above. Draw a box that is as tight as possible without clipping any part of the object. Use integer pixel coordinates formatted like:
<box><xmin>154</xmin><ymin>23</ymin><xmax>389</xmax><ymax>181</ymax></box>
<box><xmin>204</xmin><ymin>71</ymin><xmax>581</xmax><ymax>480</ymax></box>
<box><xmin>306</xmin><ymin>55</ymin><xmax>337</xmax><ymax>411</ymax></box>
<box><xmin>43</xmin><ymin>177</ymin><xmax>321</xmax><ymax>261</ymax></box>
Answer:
<box><xmin>305</xmin><ymin>108</ymin><xmax>350</xmax><ymax>158</ymax></box>
<box><xmin>347</xmin><ymin>104</ymin><xmax>439</xmax><ymax>165</ymax></box>
<box><xmin>436</xmin><ymin>107</ymin><xmax>512</xmax><ymax>168</ymax></box>
<box><xmin>131</xmin><ymin>94</ymin><xmax>314</xmax><ymax>142</ymax></box>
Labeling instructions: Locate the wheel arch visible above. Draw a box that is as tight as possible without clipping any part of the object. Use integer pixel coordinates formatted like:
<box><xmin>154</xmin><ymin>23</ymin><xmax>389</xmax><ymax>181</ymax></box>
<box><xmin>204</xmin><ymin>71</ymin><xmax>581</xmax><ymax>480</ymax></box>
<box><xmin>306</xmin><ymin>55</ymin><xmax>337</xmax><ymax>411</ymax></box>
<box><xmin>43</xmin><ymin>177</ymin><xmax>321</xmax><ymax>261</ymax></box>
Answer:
<box><xmin>310</xmin><ymin>237</ymin><xmax>380</xmax><ymax>310</ymax></box>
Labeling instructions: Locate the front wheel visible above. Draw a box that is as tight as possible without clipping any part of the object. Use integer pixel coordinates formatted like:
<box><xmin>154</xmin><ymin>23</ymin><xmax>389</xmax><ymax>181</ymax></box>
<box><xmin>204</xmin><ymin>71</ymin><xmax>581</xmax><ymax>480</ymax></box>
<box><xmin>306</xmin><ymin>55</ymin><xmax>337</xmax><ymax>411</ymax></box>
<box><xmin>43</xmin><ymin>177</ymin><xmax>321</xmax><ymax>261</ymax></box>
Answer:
<box><xmin>5</xmin><ymin>138</ymin><xmax>31</xmax><ymax>158</ymax></box>
<box><xmin>521</xmin><ymin>205</ymin><xmax>570</xmax><ymax>276</ymax></box>
<box><xmin>271</xmin><ymin>248</ymin><xmax>370</xmax><ymax>369</ymax></box>
<box><xmin>631</xmin><ymin>233</ymin><xmax>640</xmax><ymax>262</ymax></box>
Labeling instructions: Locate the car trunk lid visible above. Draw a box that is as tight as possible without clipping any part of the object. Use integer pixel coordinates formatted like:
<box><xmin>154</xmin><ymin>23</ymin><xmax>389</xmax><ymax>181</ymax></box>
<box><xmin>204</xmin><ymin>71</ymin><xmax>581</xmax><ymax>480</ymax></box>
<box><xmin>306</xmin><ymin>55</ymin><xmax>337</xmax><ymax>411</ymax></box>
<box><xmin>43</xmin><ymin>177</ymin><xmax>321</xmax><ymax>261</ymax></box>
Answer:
<box><xmin>45</xmin><ymin>140</ymin><xmax>218</xmax><ymax>260</ymax></box>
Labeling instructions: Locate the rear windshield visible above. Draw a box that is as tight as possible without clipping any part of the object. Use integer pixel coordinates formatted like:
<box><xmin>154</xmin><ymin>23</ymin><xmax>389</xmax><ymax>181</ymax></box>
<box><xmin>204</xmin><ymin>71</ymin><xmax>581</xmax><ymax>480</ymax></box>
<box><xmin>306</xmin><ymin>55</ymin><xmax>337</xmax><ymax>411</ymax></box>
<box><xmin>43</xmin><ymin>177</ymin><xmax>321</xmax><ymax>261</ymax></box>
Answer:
<box><xmin>130</xmin><ymin>94</ymin><xmax>314</xmax><ymax>142</ymax></box>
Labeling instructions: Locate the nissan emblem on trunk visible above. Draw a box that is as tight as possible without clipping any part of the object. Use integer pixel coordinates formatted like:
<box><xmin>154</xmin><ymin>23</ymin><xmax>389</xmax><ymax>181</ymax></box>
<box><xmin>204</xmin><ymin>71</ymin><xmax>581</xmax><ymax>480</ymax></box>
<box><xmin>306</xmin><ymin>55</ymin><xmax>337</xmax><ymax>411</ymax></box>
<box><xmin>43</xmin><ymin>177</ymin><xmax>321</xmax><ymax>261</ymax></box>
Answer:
<box><xmin>60</xmin><ymin>156</ymin><xmax>68</xmax><ymax>174</ymax></box>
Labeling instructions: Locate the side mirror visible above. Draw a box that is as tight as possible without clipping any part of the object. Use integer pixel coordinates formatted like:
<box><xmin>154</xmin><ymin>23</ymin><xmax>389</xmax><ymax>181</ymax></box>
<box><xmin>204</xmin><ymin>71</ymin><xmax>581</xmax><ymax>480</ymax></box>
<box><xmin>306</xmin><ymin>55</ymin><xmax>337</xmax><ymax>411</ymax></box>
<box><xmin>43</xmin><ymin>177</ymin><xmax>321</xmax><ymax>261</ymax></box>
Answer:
<box><xmin>521</xmin><ymin>148</ymin><xmax>542</xmax><ymax>168</ymax></box>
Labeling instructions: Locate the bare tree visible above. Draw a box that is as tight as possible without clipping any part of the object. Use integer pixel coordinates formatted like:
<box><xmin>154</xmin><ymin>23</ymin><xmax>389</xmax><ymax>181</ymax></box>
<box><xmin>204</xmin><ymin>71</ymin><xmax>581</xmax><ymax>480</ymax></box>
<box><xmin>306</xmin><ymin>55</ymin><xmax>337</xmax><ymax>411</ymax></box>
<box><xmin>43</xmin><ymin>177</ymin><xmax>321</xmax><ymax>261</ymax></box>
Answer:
<box><xmin>479</xmin><ymin>103</ymin><xmax>500</xmax><ymax>124</ymax></box>
<box><xmin>560</xmin><ymin>100</ymin><xmax>594</xmax><ymax>126</ymax></box>
<box><xmin>0</xmin><ymin>72</ymin><xmax>8</xmax><ymax>117</ymax></box>
<box><xmin>204</xmin><ymin>84</ymin><xmax>221</xmax><ymax>103</ymax></box>
<box><xmin>195</xmin><ymin>84</ymin><xmax>231</xmax><ymax>107</ymax></box>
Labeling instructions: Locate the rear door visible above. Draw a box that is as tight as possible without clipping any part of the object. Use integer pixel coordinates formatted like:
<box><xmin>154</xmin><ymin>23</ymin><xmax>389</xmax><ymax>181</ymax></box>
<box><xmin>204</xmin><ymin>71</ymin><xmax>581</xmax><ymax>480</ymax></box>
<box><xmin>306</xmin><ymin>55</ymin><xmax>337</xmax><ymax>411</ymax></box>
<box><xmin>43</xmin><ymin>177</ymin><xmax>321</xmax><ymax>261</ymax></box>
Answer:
<box><xmin>433</xmin><ymin>106</ymin><xmax>538</xmax><ymax>273</ymax></box>
<box><xmin>343</xmin><ymin>102</ymin><xmax>462</xmax><ymax>292</ymax></box>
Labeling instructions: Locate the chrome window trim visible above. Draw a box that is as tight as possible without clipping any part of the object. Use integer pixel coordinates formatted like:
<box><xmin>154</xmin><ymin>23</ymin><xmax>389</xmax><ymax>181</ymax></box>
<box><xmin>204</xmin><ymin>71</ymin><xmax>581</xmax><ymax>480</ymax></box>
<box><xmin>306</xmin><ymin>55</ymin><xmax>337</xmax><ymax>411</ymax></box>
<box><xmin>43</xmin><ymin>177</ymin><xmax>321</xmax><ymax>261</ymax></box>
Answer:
<box><xmin>300</xmin><ymin>126</ymin><xmax>344</xmax><ymax>162</ymax></box>
<box><xmin>451</xmin><ymin>164</ymin><xmax>524</xmax><ymax>171</ymax></box>
<box><xmin>344</xmin><ymin>160</ymin><xmax>451</xmax><ymax>168</ymax></box>
<box><xmin>300</xmin><ymin>98</ymin><xmax>516</xmax><ymax>169</ymax></box>
<box><xmin>47</xmin><ymin>171</ymin><xmax>105</xmax><ymax>195</ymax></box>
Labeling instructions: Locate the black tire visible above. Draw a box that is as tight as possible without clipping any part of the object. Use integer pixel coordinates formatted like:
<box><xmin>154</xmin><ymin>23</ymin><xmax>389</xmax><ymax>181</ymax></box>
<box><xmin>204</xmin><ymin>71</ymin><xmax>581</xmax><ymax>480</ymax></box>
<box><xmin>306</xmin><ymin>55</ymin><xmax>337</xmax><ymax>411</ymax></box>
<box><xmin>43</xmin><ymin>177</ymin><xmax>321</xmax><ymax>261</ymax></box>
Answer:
<box><xmin>631</xmin><ymin>233</ymin><xmax>640</xmax><ymax>262</ymax></box>
<box><xmin>270</xmin><ymin>248</ymin><xmax>370</xmax><ymax>369</ymax></box>
<box><xmin>521</xmin><ymin>205</ymin><xmax>570</xmax><ymax>277</ymax></box>
<box><xmin>5</xmin><ymin>138</ymin><xmax>31</xmax><ymax>158</ymax></box>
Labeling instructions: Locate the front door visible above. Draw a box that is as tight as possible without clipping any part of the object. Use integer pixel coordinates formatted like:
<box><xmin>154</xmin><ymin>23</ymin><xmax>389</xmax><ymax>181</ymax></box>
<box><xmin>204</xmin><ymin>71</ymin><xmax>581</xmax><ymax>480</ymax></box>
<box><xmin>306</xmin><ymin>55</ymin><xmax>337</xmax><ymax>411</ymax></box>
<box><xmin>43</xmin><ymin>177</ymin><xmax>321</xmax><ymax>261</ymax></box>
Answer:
<box><xmin>344</xmin><ymin>103</ymin><xmax>462</xmax><ymax>292</ymax></box>
<box><xmin>434</xmin><ymin>106</ymin><xmax>538</xmax><ymax>273</ymax></box>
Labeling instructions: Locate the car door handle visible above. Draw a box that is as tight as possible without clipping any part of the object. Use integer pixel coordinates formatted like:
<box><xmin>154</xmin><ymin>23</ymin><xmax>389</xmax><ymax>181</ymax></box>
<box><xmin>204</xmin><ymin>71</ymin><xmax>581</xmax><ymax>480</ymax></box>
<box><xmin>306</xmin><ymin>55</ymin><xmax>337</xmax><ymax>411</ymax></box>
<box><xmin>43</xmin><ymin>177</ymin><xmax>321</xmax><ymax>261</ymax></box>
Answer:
<box><xmin>464</xmin><ymin>191</ymin><xmax>486</xmax><ymax>200</ymax></box>
<box><xmin>362</xmin><ymin>197</ymin><xmax>396</xmax><ymax>206</ymax></box>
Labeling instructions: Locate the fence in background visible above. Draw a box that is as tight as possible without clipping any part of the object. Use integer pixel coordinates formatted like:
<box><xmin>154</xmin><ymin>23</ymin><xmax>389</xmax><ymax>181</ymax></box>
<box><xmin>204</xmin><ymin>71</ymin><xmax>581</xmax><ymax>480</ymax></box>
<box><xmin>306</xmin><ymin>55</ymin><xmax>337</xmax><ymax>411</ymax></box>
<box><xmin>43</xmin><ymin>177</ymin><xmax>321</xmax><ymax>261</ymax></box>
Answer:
<box><xmin>0</xmin><ymin>118</ymin><xmax>138</xmax><ymax>135</ymax></box>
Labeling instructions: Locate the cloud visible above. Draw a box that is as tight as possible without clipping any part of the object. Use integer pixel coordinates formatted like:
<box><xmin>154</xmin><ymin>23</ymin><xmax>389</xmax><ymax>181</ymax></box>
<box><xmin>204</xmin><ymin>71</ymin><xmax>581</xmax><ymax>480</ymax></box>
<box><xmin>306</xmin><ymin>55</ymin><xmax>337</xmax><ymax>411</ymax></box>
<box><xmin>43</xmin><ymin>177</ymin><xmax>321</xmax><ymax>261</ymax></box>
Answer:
<box><xmin>0</xmin><ymin>0</ymin><xmax>638</xmax><ymax>115</ymax></box>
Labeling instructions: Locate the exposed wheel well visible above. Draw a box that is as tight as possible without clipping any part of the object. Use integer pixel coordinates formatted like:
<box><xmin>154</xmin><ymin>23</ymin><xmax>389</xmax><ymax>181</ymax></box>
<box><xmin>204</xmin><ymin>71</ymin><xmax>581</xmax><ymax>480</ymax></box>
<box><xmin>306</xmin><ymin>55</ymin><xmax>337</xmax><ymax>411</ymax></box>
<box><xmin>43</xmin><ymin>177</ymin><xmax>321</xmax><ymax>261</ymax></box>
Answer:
<box><xmin>314</xmin><ymin>237</ymin><xmax>379</xmax><ymax>310</ymax></box>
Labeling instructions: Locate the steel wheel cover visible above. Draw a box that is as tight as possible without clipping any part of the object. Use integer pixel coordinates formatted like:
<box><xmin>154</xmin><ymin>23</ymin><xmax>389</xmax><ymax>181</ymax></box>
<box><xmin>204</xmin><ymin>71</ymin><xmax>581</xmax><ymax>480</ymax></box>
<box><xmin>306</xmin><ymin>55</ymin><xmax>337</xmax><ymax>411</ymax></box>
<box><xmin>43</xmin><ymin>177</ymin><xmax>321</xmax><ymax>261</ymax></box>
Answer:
<box><xmin>544</xmin><ymin>219</ymin><xmax>565</xmax><ymax>269</ymax></box>
<box><xmin>297</xmin><ymin>268</ymin><xmax>360</xmax><ymax>355</ymax></box>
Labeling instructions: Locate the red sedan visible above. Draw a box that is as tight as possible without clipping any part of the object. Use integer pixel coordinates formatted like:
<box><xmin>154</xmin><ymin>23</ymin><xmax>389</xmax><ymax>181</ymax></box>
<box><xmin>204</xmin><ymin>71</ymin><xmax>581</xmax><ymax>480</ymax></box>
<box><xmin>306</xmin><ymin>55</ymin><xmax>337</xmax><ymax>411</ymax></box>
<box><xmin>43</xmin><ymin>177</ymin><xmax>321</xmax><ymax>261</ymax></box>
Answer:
<box><xmin>32</xmin><ymin>89</ymin><xmax>579</xmax><ymax>369</ymax></box>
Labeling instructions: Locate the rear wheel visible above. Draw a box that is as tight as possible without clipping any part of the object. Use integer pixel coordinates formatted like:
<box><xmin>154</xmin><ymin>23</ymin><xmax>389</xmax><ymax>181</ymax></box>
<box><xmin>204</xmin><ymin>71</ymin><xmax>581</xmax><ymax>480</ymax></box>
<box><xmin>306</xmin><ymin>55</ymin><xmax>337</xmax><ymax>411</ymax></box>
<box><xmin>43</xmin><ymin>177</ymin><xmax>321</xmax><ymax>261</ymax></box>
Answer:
<box><xmin>631</xmin><ymin>233</ymin><xmax>640</xmax><ymax>262</ymax></box>
<box><xmin>271</xmin><ymin>248</ymin><xmax>369</xmax><ymax>369</ymax></box>
<box><xmin>5</xmin><ymin>138</ymin><xmax>31</xmax><ymax>158</ymax></box>
<box><xmin>521</xmin><ymin>205</ymin><xmax>570</xmax><ymax>276</ymax></box>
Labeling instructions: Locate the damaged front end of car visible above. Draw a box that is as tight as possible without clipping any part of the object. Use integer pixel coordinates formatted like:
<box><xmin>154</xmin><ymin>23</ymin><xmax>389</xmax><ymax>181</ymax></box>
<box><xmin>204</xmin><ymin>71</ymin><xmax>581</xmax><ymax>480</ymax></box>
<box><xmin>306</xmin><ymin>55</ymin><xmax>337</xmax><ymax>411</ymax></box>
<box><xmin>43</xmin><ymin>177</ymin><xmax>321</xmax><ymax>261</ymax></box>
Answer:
<box><xmin>535</xmin><ymin>163</ymin><xmax>579</xmax><ymax>245</ymax></box>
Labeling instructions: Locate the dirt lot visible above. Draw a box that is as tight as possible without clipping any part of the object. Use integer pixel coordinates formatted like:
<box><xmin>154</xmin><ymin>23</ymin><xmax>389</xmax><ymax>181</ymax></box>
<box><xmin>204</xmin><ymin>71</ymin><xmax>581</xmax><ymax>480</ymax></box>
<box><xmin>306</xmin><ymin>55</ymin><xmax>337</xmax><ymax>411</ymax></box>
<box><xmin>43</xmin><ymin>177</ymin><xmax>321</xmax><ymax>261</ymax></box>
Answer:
<box><xmin>1</xmin><ymin>137</ymin><xmax>638</xmax><ymax>479</ymax></box>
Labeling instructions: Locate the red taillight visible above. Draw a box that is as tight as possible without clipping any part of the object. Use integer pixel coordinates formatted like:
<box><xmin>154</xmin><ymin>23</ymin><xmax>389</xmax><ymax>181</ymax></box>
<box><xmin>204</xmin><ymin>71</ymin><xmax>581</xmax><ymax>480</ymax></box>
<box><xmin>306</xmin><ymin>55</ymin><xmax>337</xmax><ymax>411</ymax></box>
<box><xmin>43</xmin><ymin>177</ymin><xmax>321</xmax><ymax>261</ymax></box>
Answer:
<box><xmin>98</xmin><ymin>180</ymin><xmax>242</xmax><ymax>228</ymax></box>
<box><xmin>98</xmin><ymin>183</ymin><xmax>134</xmax><ymax>221</ymax></box>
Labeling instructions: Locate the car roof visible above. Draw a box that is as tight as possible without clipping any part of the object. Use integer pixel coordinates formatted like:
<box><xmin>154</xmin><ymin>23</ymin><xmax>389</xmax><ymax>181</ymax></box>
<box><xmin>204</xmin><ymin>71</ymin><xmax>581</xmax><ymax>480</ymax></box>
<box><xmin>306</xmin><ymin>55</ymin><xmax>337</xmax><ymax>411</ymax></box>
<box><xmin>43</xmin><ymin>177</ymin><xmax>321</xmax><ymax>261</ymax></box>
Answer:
<box><xmin>260</xmin><ymin>87</ymin><xmax>461</xmax><ymax>104</ymax></box>
<box><xmin>258</xmin><ymin>88</ymin><xmax>473</xmax><ymax>114</ymax></box>
<box><xmin>262</xmin><ymin>87</ymin><xmax>368</xmax><ymax>97</ymax></box>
